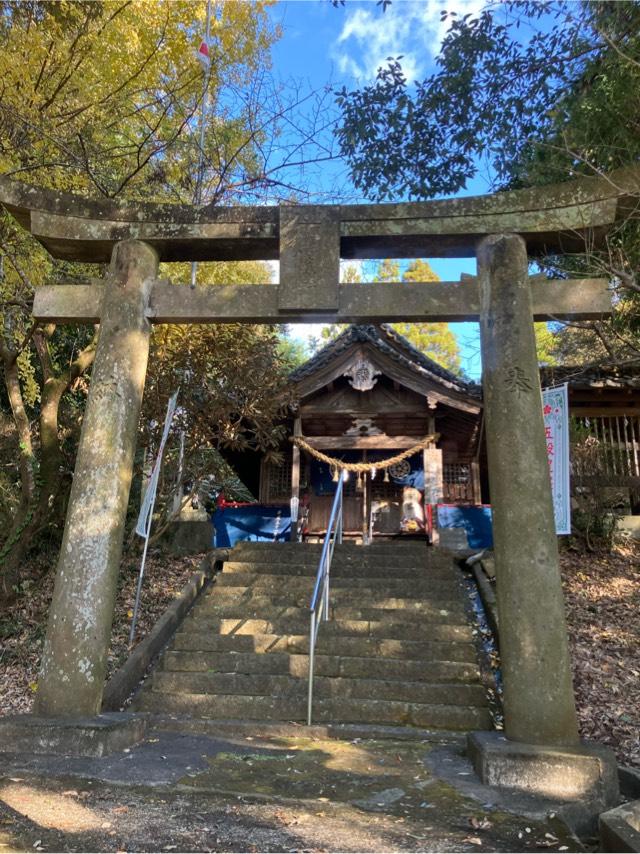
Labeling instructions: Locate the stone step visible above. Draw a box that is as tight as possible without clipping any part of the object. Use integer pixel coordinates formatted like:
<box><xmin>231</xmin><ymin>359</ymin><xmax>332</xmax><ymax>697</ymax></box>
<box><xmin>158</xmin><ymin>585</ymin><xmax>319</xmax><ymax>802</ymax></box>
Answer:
<box><xmin>205</xmin><ymin>590</ymin><xmax>465</xmax><ymax>616</ymax></box>
<box><xmin>195</xmin><ymin>602</ymin><xmax>468</xmax><ymax>625</ymax></box>
<box><xmin>135</xmin><ymin>691</ymin><xmax>491</xmax><ymax>730</ymax></box>
<box><xmin>151</xmin><ymin>671</ymin><xmax>487</xmax><ymax>707</ymax></box>
<box><xmin>232</xmin><ymin>542</ymin><xmax>430</xmax><ymax>555</ymax></box>
<box><xmin>224</xmin><ymin>549</ymin><xmax>451</xmax><ymax>564</ymax></box>
<box><xmin>171</xmin><ymin>631</ymin><xmax>478</xmax><ymax>662</ymax></box>
<box><xmin>160</xmin><ymin>650</ymin><xmax>482</xmax><ymax>683</ymax></box>
<box><xmin>214</xmin><ymin>575</ymin><xmax>463</xmax><ymax>599</ymax></box>
<box><xmin>182</xmin><ymin>616</ymin><xmax>473</xmax><ymax>643</ymax></box>
<box><xmin>225</xmin><ymin>552</ymin><xmax>445</xmax><ymax>568</ymax></box>
<box><xmin>221</xmin><ymin>561</ymin><xmax>456</xmax><ymax>579</ymax></box>
<box><xmin>198</xmin><ymin>591</ymin><xmax>467</xmax><ymax>617</ymax></box>
<box><xmin>135</xmin><ymin>546</ymin><xmax>488</xmax><ymax>733</ymax></box>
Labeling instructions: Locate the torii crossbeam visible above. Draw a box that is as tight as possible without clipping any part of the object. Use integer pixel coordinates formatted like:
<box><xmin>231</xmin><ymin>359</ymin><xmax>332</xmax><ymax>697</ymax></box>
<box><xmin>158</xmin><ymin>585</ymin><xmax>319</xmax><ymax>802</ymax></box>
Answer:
<box><xmin>0</xmin><ymin>169</ymin><xmax>633</xmax><ymax>783</ymax></box>
<box><xmin>1</xmin><ymin>169</ymin><xmax>632</xmax><ymax>321</ymax></box>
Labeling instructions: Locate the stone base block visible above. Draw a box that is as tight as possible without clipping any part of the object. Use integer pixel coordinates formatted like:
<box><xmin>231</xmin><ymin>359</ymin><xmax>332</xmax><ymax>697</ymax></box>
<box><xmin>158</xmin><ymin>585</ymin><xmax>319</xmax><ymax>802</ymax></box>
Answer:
<box><xmin>467</xmin><ymin>731</ymin><xmax>619</xmax><ymax>808</ymax></box>
<box><xmin>617</xmin><ymin>515</ymin><xmax>640</xmax><ymax>541</ymax></box>
<box><xmin>620</xmin><ymin>766</ymin><xmax>640</xmax><ymax>799</ymax></box>
<box><xmin>600</xmin><ymin>800</ymin><xmax>640</xmax><ymax>852</ymax></box>
<box><xmin>0</xmin><ymin>712</ymin><xmax>146</xmax><ymax>757</ymax></box>
<box><xmin>437</xmin><ymin>527</ymin><xmax>469</xmax><ymax>550</ymax></box>
<box><xmin>169</xmin><ymin>519</ymin><xmax>213</xmax><ymax>554</ymax></box>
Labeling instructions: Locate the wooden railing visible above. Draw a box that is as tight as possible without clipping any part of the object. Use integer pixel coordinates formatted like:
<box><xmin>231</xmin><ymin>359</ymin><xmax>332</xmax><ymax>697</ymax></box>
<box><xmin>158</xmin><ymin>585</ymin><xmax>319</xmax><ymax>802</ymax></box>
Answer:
<box><xmin>571</xmin><ymin>415</ymin><xmax>640</xmax><ymax>480</ymax></box>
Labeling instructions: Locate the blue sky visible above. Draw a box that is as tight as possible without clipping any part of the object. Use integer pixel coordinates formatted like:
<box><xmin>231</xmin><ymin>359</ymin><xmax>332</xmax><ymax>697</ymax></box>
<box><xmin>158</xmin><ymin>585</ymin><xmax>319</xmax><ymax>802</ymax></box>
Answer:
<box><xmin>266</xmin><ymin>0</ymin><xmax>491</xmax><ymax>378</ymax></box>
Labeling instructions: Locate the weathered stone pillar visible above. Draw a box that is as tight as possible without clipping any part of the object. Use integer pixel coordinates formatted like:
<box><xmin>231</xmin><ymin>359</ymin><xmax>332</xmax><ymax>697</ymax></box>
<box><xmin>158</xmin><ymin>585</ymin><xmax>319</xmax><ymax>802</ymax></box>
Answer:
<box><xmin>35</xmin><ymin>240</ymin><xmax>158</xmax><ymax>717</ymax></box>
<box><xmin>477</xmin><ymin>233</ymin><xmax>579</xmax><ymax>746</ymax></box>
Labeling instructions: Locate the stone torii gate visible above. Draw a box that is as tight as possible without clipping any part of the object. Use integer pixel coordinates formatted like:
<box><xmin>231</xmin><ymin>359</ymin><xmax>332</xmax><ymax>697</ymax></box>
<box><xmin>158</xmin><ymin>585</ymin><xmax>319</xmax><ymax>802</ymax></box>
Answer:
<box><xmin>0</xmin><ymin>169</ymin><xmax>632</xmax><ymax>795</ymax></box>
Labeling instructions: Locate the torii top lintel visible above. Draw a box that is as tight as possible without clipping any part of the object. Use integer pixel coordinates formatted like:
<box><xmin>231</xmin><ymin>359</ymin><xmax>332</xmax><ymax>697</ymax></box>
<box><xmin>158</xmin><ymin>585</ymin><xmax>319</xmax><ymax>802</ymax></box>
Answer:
<box><xmin>0</xmin><ymin>166</ymin><xmax>638</xmax><ymax>264</ymax></box>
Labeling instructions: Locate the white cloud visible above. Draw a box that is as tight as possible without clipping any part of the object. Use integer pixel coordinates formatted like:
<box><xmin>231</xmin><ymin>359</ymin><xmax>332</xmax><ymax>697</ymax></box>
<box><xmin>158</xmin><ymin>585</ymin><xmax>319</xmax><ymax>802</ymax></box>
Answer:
<box><xmin>332</xmin><ymin>0</ymin><xmax>484</xmax><ymax>84</ymax></box>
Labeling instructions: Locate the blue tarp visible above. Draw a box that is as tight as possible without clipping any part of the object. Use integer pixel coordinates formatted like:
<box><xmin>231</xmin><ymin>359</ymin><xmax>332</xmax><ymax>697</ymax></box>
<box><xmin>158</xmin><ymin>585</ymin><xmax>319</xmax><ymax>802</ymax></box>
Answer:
<box><xmin>437</xmin><ymin>504</ymin><xmax>494</xmax><ymax>549</ymax></box>
<box><xmin>212</xmin><ymin>502</ymin><xmax>493</xmax><ymax>550</ymax></box>
<box><xmin>213</xmin><ymin>505</ymin><xmax>291</xmax><ymax>548</ymax></box>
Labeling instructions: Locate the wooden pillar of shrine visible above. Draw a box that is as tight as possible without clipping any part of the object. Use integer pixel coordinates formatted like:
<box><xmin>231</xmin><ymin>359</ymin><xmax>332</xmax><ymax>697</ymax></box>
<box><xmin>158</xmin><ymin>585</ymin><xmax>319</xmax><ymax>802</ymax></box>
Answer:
<box><xmin>361</xmin><ymin>450</ymin><xmax>369</xmax><ymax>544</ymax></box>
<box><xmin>291</xmin><ymin>416</ymin><xmax>301</xmax><ymax>540</ymax></box>
<box><xmin>425</xmin><ymin>403</ymin><xmax>440</xmax><ymax>543</ymax></box>
<box><xmin>423</xmin><ymin>440</ymin><xmax>443</xmax><ymax>546</ymax></box>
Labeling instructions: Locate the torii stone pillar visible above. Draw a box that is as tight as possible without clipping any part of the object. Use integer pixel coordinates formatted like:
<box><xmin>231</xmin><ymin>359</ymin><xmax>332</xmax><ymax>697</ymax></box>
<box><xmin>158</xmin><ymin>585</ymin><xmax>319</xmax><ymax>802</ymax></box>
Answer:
<box><xmin>477</xmin><ymin>233</ymin><xmax>579</xmax><ymax>746</ymax></box>
<box><xmin>35</xmin><ymin>240</ymin><xmax>158</xmax><ymax>717</ymax></box>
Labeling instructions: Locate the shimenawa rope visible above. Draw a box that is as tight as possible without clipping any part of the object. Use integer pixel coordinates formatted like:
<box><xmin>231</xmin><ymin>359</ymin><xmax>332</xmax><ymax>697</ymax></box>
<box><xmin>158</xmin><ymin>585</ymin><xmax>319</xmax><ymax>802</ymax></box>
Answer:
<box><xmin>291</xmin><ymin>434</ymin><xmax>439</xmax><ymax>473</ymax></box>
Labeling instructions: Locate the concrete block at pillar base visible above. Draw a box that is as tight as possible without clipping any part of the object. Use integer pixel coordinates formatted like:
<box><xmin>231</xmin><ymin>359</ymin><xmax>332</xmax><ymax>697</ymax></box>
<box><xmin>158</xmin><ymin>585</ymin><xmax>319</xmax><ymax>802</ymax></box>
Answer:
<box><xmin>168</xmin><ymin>519</ymin><xmax>214</xmax><ymax>554</ymax></box>
<box><xmin>619</xmin><ymin>766</ymin><xmax>640</xmax><ymax>799</ymax></box>
<box><xmin>599</xmin><ymin>800</ymin><xmax>640</xmax><ymax>852</ymax></box>
<box><xmin>0</xmin><ymin>713</ymin><xmax>146</xmax><ymax>757</ymax></box>
<box><xmin>437</xmin><ymin>527</ymin><xmax>469</xmax><ymax>550</ymax></box>
<box><xmin>467</xmin><ymin>731</ymin><xmax>619</xmax><ymax>808</ymax></box>
<box><xmin>616</xmin><ymin>515</ymin><xmax>640</xmax><ymax>541</ymax></box>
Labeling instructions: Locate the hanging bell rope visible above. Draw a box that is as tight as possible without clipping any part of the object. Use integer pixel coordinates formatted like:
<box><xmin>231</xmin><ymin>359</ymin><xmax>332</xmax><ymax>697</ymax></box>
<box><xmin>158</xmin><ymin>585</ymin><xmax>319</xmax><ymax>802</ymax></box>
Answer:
<box><xmin>291</xmin><ymin>434</ymin><xmax>439</xmax><ymax>473</ymax></box>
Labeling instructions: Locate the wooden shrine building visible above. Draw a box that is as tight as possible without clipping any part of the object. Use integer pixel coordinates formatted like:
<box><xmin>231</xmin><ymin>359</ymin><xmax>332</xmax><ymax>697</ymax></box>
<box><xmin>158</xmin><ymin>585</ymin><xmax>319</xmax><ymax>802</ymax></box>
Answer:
<box><xmin>259</xmin><ymin>325</ymin><xmax>481</xmax><ymax>539</ymax></box>
<box><xmin>225</xmin><ymin>328</ymin><xmax>640</xmax><ymax>543</ymax></box>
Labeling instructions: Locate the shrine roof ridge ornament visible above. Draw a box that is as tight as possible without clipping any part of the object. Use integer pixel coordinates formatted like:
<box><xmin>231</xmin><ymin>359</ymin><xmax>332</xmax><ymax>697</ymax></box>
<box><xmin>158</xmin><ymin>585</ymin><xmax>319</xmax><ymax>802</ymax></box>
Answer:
<box><xmin>1</xmin><ymin>165</ymin><xmax>639</xmax><ymax>262</ymax></box>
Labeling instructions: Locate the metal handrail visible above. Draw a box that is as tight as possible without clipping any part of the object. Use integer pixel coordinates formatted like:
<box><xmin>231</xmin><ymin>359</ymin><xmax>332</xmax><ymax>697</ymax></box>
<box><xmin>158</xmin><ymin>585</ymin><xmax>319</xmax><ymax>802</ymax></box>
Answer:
<box><xmin>307</xmin><ymin>471</ymin><xmax>344</xmax><ymax>725</ymax></box>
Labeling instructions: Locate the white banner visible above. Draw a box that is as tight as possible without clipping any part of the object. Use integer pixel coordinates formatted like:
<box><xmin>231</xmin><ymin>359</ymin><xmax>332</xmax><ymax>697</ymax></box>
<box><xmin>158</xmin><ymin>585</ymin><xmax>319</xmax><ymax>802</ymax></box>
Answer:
<box><xmin>542</xmin><ymin>383</ymin><xmax>571</xmax><ymax>535</ymax></box>
<box><xmin>135</xmin><ymin>390</ymin><xmax>179</xmax><ymax>538</ymax></box>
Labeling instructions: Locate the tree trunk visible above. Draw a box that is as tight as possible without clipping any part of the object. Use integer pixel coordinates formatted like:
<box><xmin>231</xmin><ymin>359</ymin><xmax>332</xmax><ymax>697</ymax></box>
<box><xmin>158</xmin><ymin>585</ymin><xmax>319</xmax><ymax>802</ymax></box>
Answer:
<box><xmin>0</xmin><ymin>347</ymin><xmax>36</xmax><ymax>539</ymax></box>
<box><xmin>0</xmin><ymin>350</ymin><xmax>36</xmax><ymax>599</ymax></box>
<box><xmin>0</xmin><ymin>331</ymin><xmax>97</xmax><ymax>603</ymax></box>
<box><xmin>38</xmin><ymin>376</ymin><xmax>68</xmax><ymax>517</ymax></box>
<box><xmin>0</xmin><ymin>379</ymin><xmax>67</xmax><ymax>602</ymax></box>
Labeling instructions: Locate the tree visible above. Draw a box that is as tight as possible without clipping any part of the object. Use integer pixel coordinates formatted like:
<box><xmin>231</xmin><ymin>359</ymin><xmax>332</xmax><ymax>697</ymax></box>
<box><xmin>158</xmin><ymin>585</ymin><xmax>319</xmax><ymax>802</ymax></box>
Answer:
<box><xmin>0</xmin><ymin>213</ymin><xmax>101</xmax><ymax>598</ymax></box>
<box><xmin>336</xmin><ymin>1</ymin><xmax>640</xmax><ymax>369</ymax></box>
<box><xmin>143</xmin><ymin>260</ymin><xmax>293</xmax><ymax>469</ymax></box>
<box><xmin>277</xmin><ymin>329</ymin><xmax>309</xmax><ymax>370</ymax></box>
<box><xmin>0</xmin><ymin>0</ymin><xmax>279</xmax><ymax>199</ymax></box>
<box><xmin>336</xmin><ymin>2</ymin><xmax>640</xmax><ymax>200</ymax></box>
<box><xmin>317</xmin><ymin>259</ymin><xmax>461</xmax><ymax>373</ymax></box>
<box><xmin>0</xmin><ymin>1</ymin><xmax>337</xmax><ymax>599</ymax></box>
<box><xmin>141</xmin><ymin>270</ymin><xmax>294</xmax><ymax>539</ymax></box>
<box><xmin>393</xmin><ymin>260</ymin><xmax>460</xmax><ymax>373</ymax></box>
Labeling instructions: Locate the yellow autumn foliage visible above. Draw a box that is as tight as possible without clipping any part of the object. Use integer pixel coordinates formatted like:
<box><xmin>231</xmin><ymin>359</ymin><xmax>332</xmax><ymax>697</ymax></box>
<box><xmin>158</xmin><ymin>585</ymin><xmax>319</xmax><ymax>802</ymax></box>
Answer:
<box><xmin>0</xmin><ymin>0</ymin><xmax>278</xmax><ymax>200</ymax></box>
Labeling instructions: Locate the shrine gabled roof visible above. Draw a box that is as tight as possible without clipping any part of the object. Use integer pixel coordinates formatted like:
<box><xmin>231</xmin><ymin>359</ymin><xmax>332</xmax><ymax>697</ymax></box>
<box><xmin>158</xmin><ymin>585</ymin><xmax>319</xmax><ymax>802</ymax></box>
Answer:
<box><xmin>290</xmin><ymin>324</ymin><xmax>480</xmax><ymax>399</ymax></box>
<box><xmin>540</xmin><ymin>364</ymin><xmax>640</xmax><ymax>390</ymax></box>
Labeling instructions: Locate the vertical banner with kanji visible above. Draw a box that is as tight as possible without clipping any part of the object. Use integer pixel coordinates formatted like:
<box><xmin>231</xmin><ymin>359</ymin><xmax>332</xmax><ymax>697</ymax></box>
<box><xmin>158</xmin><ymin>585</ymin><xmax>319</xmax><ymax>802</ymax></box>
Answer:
<box><xmin>542</xmin><ymin>383</ymin><xmax>571</xmax><ymax>535</ymax></box>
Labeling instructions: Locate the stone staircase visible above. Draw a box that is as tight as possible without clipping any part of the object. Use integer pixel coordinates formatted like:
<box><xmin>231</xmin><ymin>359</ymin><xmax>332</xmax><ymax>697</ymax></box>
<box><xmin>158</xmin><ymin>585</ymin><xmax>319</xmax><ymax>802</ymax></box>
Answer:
<box><xmin>135</xmin><ymin>541</ymin><xmax>491</xmax><ymax>730</ymax></box>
